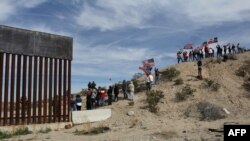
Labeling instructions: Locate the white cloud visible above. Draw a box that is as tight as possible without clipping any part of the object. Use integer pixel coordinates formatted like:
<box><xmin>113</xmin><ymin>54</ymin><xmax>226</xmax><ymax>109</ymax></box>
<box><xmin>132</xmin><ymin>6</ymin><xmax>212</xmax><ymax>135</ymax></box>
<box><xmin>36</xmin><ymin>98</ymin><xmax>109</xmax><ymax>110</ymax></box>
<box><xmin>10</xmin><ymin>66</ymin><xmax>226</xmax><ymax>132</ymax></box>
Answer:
<box><xmin>74</xmin><ymin>45</ymin><xmax>150</xmax><ymax>65</ymax></box>
<box><xmin>0</xmin><ymin>0</ymin><xmax>47</xmax><ymax>21</ymax></box>
<box><xmin>75</xmin><ymin>0</ymin><xmax>169</xmax><ymax>31</ymax></box>
<box><xmin>181</xmin><ymin>0</ymin><xmax>250</xmax><ymax>25</ymax></box>
<box><xmin>75</xmin><ymin>0</ymin><xmax>250</xmax><ymax>31</ymax></box>
<box><xmin>0</xmin><ymin>1</ymin><xmax>15</xmax><ymax>21</ymax></box>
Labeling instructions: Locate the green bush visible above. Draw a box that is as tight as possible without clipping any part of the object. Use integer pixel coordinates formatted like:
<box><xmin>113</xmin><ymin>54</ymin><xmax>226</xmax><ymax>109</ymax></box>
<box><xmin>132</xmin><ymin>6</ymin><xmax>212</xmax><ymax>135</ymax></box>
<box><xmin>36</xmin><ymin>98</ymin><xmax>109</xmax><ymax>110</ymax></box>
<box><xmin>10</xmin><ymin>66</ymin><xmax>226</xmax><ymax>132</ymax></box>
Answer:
<box><xmin>132</xmin><ymin>79</ymin><xmax>147</xmax><ymax>93</ymax></box>
<box><xmin>161</xmin><ymin>67</ymin><xmax>180</xmax><ymax>81</ymax></box>
<box><xmin>0</xmin><ymin>131</ymin><xmax>12</xmax><ymax>139</ymax></box>
<box><xmin>12</xmin><ymin>128</ymin><xmax>32</xmax><ymax>136</ymax></box>
<box><xmin>203</xmin><ymin>79</ymin><xmax>220</xmax><ymax>91</ymax></box>
<box><xmin>175</xmin><ymin>85</ymin><xmax>196</xmax><ymax>102</ymax></box>
<box><xmin>174</xmin><ymin>78</ymin><xmax>184</xmax><ymax>85</ymax></box>
<box><xmin>146</xmin><ymin>90</ymin><xmax>164</xmax><ymax>113</ymax></box>
<box><xmin>0</xmin><ymin>128</ymin><xmax>32</xmax><ymax>140</ymax></box>
<box><xmin>74</xmin><ymin>127</ymin><xmax>110</xmax><ymax>135</ymax></box>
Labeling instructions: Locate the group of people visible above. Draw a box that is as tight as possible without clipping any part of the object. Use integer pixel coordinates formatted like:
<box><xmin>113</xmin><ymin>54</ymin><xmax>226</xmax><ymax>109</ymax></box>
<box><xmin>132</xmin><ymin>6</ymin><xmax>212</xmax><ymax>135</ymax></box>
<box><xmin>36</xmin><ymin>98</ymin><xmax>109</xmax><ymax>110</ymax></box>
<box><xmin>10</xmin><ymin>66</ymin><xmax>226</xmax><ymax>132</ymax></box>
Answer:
<box><xmin>71</xmin><ymin>80</ymin><xmax>135</xmax><ymax>111</ymax></box>
<box><xmin>177</xmin><ymin>43</ymin><xmax>243</xmax><ymax>64</ymax></box>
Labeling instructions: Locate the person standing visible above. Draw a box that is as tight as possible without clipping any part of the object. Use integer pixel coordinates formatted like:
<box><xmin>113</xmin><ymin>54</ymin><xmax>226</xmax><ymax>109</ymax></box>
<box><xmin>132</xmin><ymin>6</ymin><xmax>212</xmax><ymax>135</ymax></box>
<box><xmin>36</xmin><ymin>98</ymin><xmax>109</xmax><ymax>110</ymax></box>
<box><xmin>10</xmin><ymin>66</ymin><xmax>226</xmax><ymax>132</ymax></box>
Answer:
<box><xmin>114</xmin><ymin>84</ymin><xmax>119</xmax><ymax>102</ymax></box>
<box><xmin>107</xmin><ymin>86</ymin><xmax>113</xmax><ymax>105</ymax></box>
<box><xmin>177</xmin><ymin>51</ymin><xmax>183</xmax><ymax>63</ymax></box>
<box><xmin>75</xmin><ymin>95</ymin><xmax>82</xmax><ymax>111</ymax></box>
<box><xmin>70</xmin><ymin>95</ymin><xmax>77</xmax><ymax>111</ymax></box>
<box><xmin>223</xmin><ymin>45</ymin><xmax>227</xmax><ymax>55</ymax></box>
<box><xmin>197</xmin><ymin>60</ymin><xmax>202</xmax><ymax>80</ymax></box>
<box><xmin>154</xmin><ymin>68</ymin><xmax>160</xmax><ymax>85</ymax></box>
<box><xmin>86</xmin><ymin>89</ymin><xmax>92</xmax><ymax>110</ymax></box>
<box><xmin>128</xmin><ymin>81</ymin><xmax>135</xmax><ymax>101</ymax></box>
<box><xmin>146</xmin><ymin>73</ymin><xmax>154</xmax><ymax>91</ymax></box>
<box><xmin>99</xmin><ymin>88</ymin><xmax>106</xmax><ymax>106</ymax></box>
<box><xmin>122</xmin><ymin>80</ymin><xmax>127</xmax><ymax>99</ymax></box>
<box><xmin>232</xmin><ymin>44</ymin><xmax>236</xmax><ymax>54</ymax></box>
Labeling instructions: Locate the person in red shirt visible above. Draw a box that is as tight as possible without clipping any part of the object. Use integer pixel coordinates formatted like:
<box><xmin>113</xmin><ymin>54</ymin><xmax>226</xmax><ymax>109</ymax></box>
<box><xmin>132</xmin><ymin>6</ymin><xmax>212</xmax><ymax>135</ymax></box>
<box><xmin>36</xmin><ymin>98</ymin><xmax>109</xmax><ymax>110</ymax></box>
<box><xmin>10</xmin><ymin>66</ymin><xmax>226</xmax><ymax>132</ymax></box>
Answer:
<box><xmin>99</xmin><ymin>88</ymin><xmax>106</xmax><ymax>106</ymax></box>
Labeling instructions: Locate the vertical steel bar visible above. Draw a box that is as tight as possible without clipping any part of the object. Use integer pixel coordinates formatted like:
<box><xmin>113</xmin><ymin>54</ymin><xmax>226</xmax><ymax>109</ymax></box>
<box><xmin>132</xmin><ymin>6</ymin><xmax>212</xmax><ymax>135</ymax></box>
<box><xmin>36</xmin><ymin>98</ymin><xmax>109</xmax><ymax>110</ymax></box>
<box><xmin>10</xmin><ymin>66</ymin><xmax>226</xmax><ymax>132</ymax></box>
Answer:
<box><xmin>53</xmin><ymin>59</ymin><xmax>58</xmax><ymax>122</ymax></box>
<box><xmin>27</xmin><ymin>56</ymin><xmax>33</xmax><ymax>124</ymax></box>
<box><xmin>43</xmin><ymin>57</ymin><xmax>48</xmax><ymax>123</ymax></box>
<box><xmin>32</xmin><ymin>56</ymin><xmax>38</xmax><ymax>123</ymax></box>
<box><xmin>4</xmin><ymin>53</ymin><xmax>10</xmax><ymax>125</ymax></box>
<box><xmin>48</xmin><ymin>58</ymin><xmax>53</xmax><ymax>123</ymax></box>
<box><xmin>10</xmin><ymin>54</ymin><xmax>16</xmax><ymax>125</ymax></box>
<box><xmin>38</xmin><ymin>57</ymin><xmax>43</xmax><ymax>124</ymax></box>
<box><xmin>68</xmin><ymin>61</ymin><xmax>71</xmax><ymax>122</ymax></box>
<box><xmin>16</xmin><ymin>55</ymin><xmax>21</xmax><ymax>125</ymax></box>
<box><xmin>22</xmin><ymin>55</ymin><xmax>27</xmax><ymax>124</ymax></box>
<box><xmin>58</xmin><ymin>59</ymin><xmax>62</xmax><ymax>122</ymax></box>
<box><xmin>63</xmin><ymin>60</ymin><xmax>67</xmax><ymax>121</ymax></box>
<box><xmin>0</xmin><ymin>53</ymin><xmax>4</xmax><ymax>125</ymax></box>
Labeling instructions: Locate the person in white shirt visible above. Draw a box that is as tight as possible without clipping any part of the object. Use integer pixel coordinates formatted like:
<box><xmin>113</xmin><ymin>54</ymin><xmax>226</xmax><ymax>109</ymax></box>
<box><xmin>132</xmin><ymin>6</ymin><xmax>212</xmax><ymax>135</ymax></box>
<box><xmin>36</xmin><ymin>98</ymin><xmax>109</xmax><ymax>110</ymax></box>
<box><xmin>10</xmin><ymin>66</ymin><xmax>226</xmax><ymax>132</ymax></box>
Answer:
<box><xmin>128</xmin><ymin>81</ymin><xmax>135</xmax><ymax>101</ymax></box>
<box><xmin>146</xmin><ymin>73</ymin><xmax>154</xmax><ymax>91</ymax></box>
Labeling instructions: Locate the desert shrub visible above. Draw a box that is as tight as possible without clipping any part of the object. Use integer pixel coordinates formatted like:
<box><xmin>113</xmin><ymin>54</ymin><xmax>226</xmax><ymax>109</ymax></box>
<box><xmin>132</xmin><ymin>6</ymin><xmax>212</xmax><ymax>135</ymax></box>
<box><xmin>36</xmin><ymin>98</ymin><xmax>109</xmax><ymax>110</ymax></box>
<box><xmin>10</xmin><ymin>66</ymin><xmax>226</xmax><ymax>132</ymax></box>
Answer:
<box><xmin>227</xmin><ymin>54</ymin><xmax>238</xmax><ymax>60</ymax></box>
<box><xmin>174</xmin><ymin>78</ymin><xmax>184</xmax><ymax>85</ymax></box>
<box><xmin>146</xmin><ymin>90</ymin><xmax>164</xmax><ymax>113</ymax></box>
<box><xmin>12</xmin><ymin>128</ymin><xmax>32</xmax><ymax>136</ymax></box>
<box><xmin>243</xmin><ymin>80</ymin><xmax>250</xmax><ymax>92</ymax></box>
<box><xmin>0</xmin><ymin>131</ymin><xmax>12</xmax><ymax>139</ymax></box>
<box><xmin>203</xmin><ymin>79</ymin><xmax>220</xmax><ymax>91</ymax></box>
<box><xmin>132</xmin><ymin>79</ymin><xmax>147</xmax><ymax>93</ymax></box>
<box><xmin>197</xmin><ymin>102</ymin><xmax>226</xmax><ymax>121</ymax></box>
<box><xmin>38</xmin><ymin>128</ymin><xmax>52</xmax><ymax>133</ymax></box>
<box><xmin>175</xmin><ymin>85</ymin><xmax>196</xmax><ymax>102</ymax></box>
<box><xmin>161</xmin><ymin>67</ymin><xmax>180</xmax><ymax>81</ymax></box>
<box><xmin>223</xmin><ymin>54</ymin><xmax>237</xmax><ymax>62</ymax></box>
<box><xmin>236</xmin><ymin>67</ymin><xmax>247</xmax><ymax>77</ymax></box>
<box><xmin>135</xmin><ymin>83</ymin><xmax>147</xmax><ymax>93</ymax></box>
<box><xmin>0</xmin><ymin>128</ymin><xmax>32</xmax><ymax>139</ymax></box>
<box><xmin>236</xmin><ymin>60</ymin><xmax>250</xmax><ymax>77</ymax></box>
<box><xmin>74</xmin><ymin>127</ymin><xmax>110</xmax><ymax>135</ymax></box>
<box><xmin>216</xmin><ymin>57</ymin><xmax>222</xmax><ymax>64</ymax></box>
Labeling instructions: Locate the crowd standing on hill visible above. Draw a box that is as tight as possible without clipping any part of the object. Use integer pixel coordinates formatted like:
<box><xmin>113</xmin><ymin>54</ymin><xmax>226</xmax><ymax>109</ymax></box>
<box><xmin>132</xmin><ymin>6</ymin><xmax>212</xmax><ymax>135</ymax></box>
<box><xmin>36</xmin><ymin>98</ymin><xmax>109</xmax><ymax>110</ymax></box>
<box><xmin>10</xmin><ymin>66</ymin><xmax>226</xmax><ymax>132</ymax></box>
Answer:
<box><xmin>177</xmin><ymin>43</ymin><xmax>244</xmax><ymax>64</ymax></box>
<box><xmin>70</xmin><ymin>42</ymin><xmax>247</xmax><ymax>112</ymax></box>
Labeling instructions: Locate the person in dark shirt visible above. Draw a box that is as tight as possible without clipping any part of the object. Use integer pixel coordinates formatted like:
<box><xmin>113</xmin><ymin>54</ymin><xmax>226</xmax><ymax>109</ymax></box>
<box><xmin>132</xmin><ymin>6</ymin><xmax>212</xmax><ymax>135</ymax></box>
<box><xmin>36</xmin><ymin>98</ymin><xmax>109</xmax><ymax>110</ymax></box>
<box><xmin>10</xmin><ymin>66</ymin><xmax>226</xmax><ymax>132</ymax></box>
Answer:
<box><xmin>114</xmin><ymin>84</ymin><xmax>119</xmax><ymax>102</ymax></box>
<box><xmin>107</xmin><ymin>86</ymin><xmax>113</xmax><ymax>105</ymax></box>
<box><xmin>197</xmin><ymin>60</ymin><xmax>202</xmax><ymax>80</ymax></box>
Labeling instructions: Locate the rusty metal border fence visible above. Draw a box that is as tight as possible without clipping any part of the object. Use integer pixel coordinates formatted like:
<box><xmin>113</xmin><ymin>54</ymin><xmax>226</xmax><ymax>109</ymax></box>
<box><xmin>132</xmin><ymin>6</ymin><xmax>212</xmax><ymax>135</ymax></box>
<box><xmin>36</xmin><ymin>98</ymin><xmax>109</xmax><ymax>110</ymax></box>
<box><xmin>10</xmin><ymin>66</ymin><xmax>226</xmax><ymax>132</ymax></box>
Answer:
<box><xmin>0</xmin><ymin>25</ymin><xmax>72</xmax><ymax>126</ymax></box>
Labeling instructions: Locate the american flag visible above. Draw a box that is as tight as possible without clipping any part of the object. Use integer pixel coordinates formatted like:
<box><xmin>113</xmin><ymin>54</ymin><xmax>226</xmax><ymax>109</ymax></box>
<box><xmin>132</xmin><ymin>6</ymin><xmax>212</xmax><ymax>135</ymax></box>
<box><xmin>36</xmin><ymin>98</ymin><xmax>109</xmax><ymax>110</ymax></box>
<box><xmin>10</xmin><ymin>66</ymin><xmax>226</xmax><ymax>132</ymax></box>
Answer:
<box><xmin>139</xmin><ymin>58</ymin><xmax>155</xmax><ymax>74</ymax></box>
<box><xmin>142</xmin><ymin>58</ymin><xmax>155</xmax><ymax>67</ymax></box>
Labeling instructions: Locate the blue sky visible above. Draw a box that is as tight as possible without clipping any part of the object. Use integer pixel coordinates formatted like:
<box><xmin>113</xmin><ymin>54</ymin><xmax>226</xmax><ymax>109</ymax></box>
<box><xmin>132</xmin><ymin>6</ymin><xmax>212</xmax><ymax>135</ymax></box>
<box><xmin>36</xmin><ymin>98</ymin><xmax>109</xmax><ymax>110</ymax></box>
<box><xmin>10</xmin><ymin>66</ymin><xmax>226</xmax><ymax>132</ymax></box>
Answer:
<box><xmin>1</xmin><ymin>0</ymin><xmax>250</xmax><ymax>93</ymax></box>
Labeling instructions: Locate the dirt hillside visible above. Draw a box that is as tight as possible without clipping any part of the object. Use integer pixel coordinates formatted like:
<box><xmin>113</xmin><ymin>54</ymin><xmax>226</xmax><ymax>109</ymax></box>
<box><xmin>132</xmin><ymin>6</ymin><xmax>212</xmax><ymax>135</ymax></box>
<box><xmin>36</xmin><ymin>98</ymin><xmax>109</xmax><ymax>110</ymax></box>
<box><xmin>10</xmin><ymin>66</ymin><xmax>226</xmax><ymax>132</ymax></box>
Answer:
<box><xmin>5</xmin><ymin>52</ymin><xmax>250</xmax><ymax>141</ymax></box>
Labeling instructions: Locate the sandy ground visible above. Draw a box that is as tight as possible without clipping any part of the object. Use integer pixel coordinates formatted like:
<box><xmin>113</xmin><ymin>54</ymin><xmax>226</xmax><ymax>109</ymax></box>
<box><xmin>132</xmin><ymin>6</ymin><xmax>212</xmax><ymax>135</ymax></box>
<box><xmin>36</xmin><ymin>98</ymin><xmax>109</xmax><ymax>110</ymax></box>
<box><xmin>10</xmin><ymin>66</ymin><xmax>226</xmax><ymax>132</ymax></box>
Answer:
<box><xmin>3</xmin><ymin>52</ymin><xmax>250</xmax><ymax>141</ymax></box>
